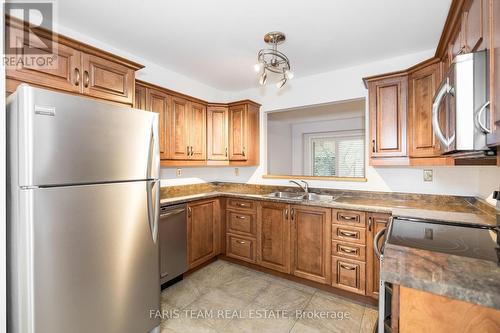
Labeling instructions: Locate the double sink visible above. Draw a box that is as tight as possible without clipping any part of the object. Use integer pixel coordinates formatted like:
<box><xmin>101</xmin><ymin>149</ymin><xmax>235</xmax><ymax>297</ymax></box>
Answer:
<box><xmin>266</xmin><ymin>191</ymin><xmax>336</xmax><ymax>202</ymax></box>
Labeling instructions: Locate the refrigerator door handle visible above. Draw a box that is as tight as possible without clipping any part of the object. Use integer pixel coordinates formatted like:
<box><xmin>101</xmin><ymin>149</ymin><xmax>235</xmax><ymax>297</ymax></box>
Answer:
<box><xmin>147</xmin><ymin>118</ymin><xmax>160</xmax><ymax>180</ymax></box>
<box><xmin>147</xmin><ymin>179</ymin><xmax>160</xmax><ymax>243</ymax></box>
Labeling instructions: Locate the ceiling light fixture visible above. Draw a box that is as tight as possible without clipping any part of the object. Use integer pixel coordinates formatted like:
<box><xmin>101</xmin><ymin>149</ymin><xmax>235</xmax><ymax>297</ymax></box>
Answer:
<box><xmin>254</xmin><ymin>31</ymin><xmax>293</xmax><ymax>88</ymax></box>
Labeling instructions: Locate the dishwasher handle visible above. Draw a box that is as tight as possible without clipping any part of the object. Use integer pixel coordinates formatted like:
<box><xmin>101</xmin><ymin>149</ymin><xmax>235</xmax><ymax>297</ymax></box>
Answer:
<box><xmin>160</xmin><ymin>208</ymin><xmax>186</xmax><ymax>218</ymax></box>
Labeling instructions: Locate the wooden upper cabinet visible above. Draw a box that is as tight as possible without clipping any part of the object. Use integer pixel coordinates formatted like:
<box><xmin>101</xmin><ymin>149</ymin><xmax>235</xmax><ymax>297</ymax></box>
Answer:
<box><xmin>189</xmin><ymin>102</ymin><xmax>207</xmax><ymax>161</ymax></box>
<box><xmin>147</xmin><ymin>88</ymin><xmax>169</xmax><ymax>159</ymax></box>
<box><xmin>5</xmin><ymin>16</ymin><xmax>142</xmax><ymax>104</ymax></box>
<box><xmin>207</xmin><ymin>106</ymin><xmax>229</xmax><ymax>161</ymax></box>
<box><xmin>134</xmin><ymin>83</ymin><xmax>147</xmax><ymax>111</ymax></box>
<box><xmin>81</xmin><ymin>53</ymin><xmax>134</xmax><ymax>105</ymax></box>
<box><xmin>187</xmin><ymin>199</ymin><xmax>220</xmax><ymax>269</ymax></box>
<box><xmin>5</xmin><ymin>23</ymin><xmax>82</xmax><ymax>93</ymax></box>
<box><xmin>487</xmin><ymin>0</ymin><xmax>500</xmax><ymax>146</ymax></box>
<box><xmin>169</xmin><ymin>97</ymin><xmax>191</xmax><ymax>160</ymax></box>
<box><xmin>464</xmin><ymin>0</ymin><xmax>487</xmax><ymax>52</ymax></box>
<box><xmin>290</xmin><ymin>205</ymin><xmax>331</xmax><ymax>284</ymax></box>
<box><xmin>408</xmin><ymin>61</ymin><xmax>443</xmax><ymax>157</ymax></box>
<box><xmin>257</xmin><ymin>202</ymin><xmax>291</xmax><ymax>274</ymax></box>
<box><xmin>368</xmin><ymin>75</ymin><xmax>408</xmax><ymax>158</ymax></box>
<box><xmin>228</xmin><ymin>104</ymin><xmax>248</xmax><ymax>161</ymax></box>
<box><xmin>366</xmin><ymin>213</ymin><xmax>390</xmax><ymax>299</ymax></box>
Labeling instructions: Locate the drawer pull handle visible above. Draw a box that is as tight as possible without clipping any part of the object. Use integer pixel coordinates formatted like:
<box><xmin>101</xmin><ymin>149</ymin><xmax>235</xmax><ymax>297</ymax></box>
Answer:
<box><xmin>340</xmin><ymin>215</ymin><xmax>356</xmax><ymax>221</ymax></box>
<box><xmin>340</xmin><ymin>264</ymin><xmax>356</xmax><ymax>271</ymax></box>
<box><xmin>237</xmin><ymin>203</ymin><xmax>248</xmax><ymax>207</ymax></box>
<box><xmin>339</xmin><ymin>246</ymin><xmax>357</xmax><ymax>254</ymax></box>
<box><xmin>236</xmin><ymin>215</ymin><xmax>246</xmax><ymax>219</ymax></box>
<box><xmin>339</xmin><ymin>231</ymin><xmax>357</xmax><ymax>237</ymax></box>
<box><xmin>236</xmin><ymin>240</ymin><xmax>246</xmax><ymax>244</ymax></box>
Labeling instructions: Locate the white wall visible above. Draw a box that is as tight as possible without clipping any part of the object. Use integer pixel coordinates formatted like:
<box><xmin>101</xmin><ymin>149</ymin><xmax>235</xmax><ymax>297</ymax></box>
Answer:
<box><xmin>267</xmin><ymin>121</ymin><xmax>292</xmax><ymax>174</ymax></box>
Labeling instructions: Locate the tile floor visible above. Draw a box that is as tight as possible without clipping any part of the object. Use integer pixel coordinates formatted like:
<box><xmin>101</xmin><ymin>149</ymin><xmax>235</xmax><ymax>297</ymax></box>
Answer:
<box><xmin>160</xmin><ymin>260</ymin><xmax>378</xmax><ymax>333</ymax></box>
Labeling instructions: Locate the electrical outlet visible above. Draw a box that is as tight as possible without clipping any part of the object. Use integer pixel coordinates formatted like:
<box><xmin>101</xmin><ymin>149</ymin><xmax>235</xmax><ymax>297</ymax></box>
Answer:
<box><xmin>423</xmin><ymin>169</ymin><xmax>433</xmax><ymax>182</ymax></box>
<box><xmin>176</xmin><ymin>168</ymin><xmax>182</xmax><ymax>177</ymax></box>
<box><xmin>234</xmin><ymin>168</ymin><xmax>240</xmax><ymax>176</ymax></box>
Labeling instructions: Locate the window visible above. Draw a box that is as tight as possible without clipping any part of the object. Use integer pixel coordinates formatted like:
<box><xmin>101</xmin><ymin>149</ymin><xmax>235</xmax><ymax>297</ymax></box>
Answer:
<box><xmin>305</xmin><ymin>131</ymin><xmax>364</xmax><ymax>178</ymax></box>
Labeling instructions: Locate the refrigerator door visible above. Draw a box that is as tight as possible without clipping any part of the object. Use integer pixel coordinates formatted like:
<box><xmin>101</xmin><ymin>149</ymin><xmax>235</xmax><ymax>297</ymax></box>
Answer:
<box><xmin>8</xmin><ymin>181</ymin><xmax>160</xmax><ymax>333</ymax></box>
<box><xmin>8</xmin><ymin>84</ymin><xmax>159</xmax><ymax>187</ymax></box>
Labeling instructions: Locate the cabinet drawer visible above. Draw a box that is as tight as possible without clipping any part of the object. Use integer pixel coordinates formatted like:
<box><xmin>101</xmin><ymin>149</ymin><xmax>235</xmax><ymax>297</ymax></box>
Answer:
<box><xmin>333</xmin><ymin>210</ymin><xmax>366</xmax><ymax>227</ymax></box>
<box><xmin>226</xmin><ymin>234</ymin><xmax>256</xmax><ymax>263</ymax></box>
<box><xmin>332</xmin><ymin>225</ymin><xmax>366</xmax><ymax>244</ymax></box>
<box><xmin>226</xmin><ymin>211</ymin><xmax>256</xmax><ymax>237</ymax></box>
<box><xmin>332</xmin><ymin>241</ymin><xmax>366</xmax><ymax>262</ymax></box>
<box><xmin>331</xmin><ymin>256</ymin><xmax>366</xmax><ymax>295</ymax></box>
<box><xmin>226</xmin><ymin>198</ymin><xmax>256</xmax><ymax>212</ymax></box>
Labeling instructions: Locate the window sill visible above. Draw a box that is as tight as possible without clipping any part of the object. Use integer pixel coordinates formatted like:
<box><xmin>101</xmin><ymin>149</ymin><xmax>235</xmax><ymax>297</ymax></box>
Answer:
<box><xmin>262</xmin><ymin>174</ymin><xmax>368</xmax><ymax>182</ymax></box>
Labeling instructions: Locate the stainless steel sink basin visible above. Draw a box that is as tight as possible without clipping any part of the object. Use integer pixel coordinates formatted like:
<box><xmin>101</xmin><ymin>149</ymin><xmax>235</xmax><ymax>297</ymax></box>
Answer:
<box><xmin>266</xmin><ymin>192</ymin><xmax>336</xmax><ymax>202</ymax></box>
<box><xmin>304</xmin><ymin>193</ymin><xmax>335</xmax><ymax>202</ymax></box>
<box><xmin>266</xmin><ymin>191</ymin><xmax>304</xmax><ymax>200</ymax></box>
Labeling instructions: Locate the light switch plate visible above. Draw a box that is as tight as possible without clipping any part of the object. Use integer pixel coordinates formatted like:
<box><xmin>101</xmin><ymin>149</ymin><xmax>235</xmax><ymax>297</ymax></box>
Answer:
<box><xmin>176</xmin><ymin>168</ymin><xmax>182</xmax><ymax>177</ymax></box>
<box><xmin>234</xmin><ymin>168</ymin><xmax>240</xmax><ymax>176</ymax></box>
<box><xmin>423</xmin><ymin>169</ymin><xmax>433</xmax><ymax>182</ymax></box>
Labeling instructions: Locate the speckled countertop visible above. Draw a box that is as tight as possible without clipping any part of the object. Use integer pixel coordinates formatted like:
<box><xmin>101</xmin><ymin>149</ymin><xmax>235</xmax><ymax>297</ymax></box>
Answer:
<box><xmin>161</xmin><ymin>182</ymin><xmax>500</xmax><ymax>309</ymax></box>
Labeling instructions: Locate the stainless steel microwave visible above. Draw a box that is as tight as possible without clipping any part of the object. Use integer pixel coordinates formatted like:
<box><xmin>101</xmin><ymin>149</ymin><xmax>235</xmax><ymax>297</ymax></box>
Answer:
<box><xmin>432</xmin><ymin>50</ymin><xmax>492</xmax><ymax>154</ymax></box>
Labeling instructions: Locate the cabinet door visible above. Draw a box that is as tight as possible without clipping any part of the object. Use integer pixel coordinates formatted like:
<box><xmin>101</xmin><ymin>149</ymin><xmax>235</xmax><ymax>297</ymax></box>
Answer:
<box><xmin>229</xmin><ymin>105</ymin><xmax>248</xmax><ymax>161</ymax></box>
<box><xmin>81</xmin><ymin>53</ymin><xmax>134</xmax><ymax>105</ymax></box>
<box><xmin>146</xmin><ymin>89</ymin><xmax>169</xmax><ymax>159</ymax></box>
<box><xmin>257</xmin><ymin>202</ymin><xmax>291</xmax><ymax>274</ymax></box>
<box><xmin>366</xmin><ymin>213</ymin><xmax>390</xmax><ymax>299</ymax></box>
<box><xmin>487</xmin><ymin>0</ymin><xmax>500</xmax><ymax>146</ymax></box>
<box><xmin>207</xmin><ymin>106</ymin><xmax>229</xmax><ymax>160</ymax></box>
<box><xmin>290</xmin><ymin>205</ymin><xmax>331</xmax><ymax>284</ymax></box>
<box><xmin>5</xmin><ymin>24</ymin><xmax>81</xmax><ymax>93</ymax></box>
<box><xmin>134</xmin><ymin>84</ymin><xmax>147</xmax><ymax>110</ymax></box>
<box><xmin>369</xmin><ymin>75</ymin><xmax>408</xmax><ymax>158</ymax></box>
<box><xmin>169</xmin><ymin>97</ymin><xmax>190</xmax><ymax>160</ymax></box>
<box><xmin>189</xmin><ymin>102</ymin><xmax>207</xmax><ymax>160</ymax></box>
<box><xmin>187</xmin><ymin>199</ymin><xmax>220</xmax><ymax>269</ymax></box>
<box><xmin>464</xmin><ymin>0</ymin><xmax>486</xmax><ymax>52</ymax></box>
<box><xmin>408</xmin><ymin>62</ymin><xmax>442</xmax><ymax>157</ymax></box>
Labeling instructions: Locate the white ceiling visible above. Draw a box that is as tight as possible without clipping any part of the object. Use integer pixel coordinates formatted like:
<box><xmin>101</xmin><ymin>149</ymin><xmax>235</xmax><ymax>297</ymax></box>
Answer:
<box><xmin>57</xmin><ymin>0</ymin><xmax>451</xmax><ymax>91</ymax></box>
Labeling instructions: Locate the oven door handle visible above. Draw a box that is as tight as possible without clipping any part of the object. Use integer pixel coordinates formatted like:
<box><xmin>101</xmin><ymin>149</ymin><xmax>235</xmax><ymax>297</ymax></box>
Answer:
<box><xmin>373</xmin><ymin>227</ymin><xmax>386</xmax><ymax>260</ymax></box>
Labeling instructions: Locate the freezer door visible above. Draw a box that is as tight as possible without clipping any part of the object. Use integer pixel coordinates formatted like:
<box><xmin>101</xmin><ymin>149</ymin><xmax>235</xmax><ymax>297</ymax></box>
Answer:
<box><xmin>8</xmin><ymin>181</ymin><xmax>160</xmax><ymax>333</ymax></box>
<box><xmin>8</xmin><ymin>84</ymin><xmax>159</xmax><ymax>187</ymax></box>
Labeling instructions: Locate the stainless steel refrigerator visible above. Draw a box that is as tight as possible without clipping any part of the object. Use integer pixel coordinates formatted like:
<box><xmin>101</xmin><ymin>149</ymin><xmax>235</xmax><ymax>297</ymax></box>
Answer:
<box><xmin>7</xmin><ymin>84</ymin><xmax>161</xmax><ymax>333</ymax></box>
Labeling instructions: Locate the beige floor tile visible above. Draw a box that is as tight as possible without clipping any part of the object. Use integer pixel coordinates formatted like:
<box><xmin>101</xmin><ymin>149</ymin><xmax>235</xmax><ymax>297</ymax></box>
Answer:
<box><xmin>161</xmin><ymin>278</ymin><xmax>203</xmax><ymax>310</ymax></box>
<box><xmin>292</xmin><ymin>291</ymin><xmax>366</xmax><ymax>333</ymax></box>
<box><xmin>161</xmin><ymin>315</ymin><xmax>219</xmax><ymax>333</ymax></box>
<box><xmin>360</xmin><ymin>307</ymin><xmax>378</xmax><ymax>333</ymax></box>
<box><xmin>253</xmin><ymin>281</ymin><xmax>314</xmax><ymax>312</ymax></box>
<box><xmin>188</xmin><ymin>260</ymin><xmax>249</xmax><ymax>290</ymax></box>
<box><xmin>219</xmin><ymin>274</ymin><xmax>271</xmax><ymax>302</ymax></box>
<box><xmin>183</xmin><ymin>288</ymin><xmax>251</xmax><ymax>331</ymax></box>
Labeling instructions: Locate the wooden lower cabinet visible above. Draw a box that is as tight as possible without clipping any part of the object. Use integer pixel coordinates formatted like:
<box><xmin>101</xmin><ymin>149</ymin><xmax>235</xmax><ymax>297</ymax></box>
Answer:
<box><xmin>331</xmin><ymin>256</ymin><xmax>366</xmax><ymax>295</ymax></box>
<box><xmin>366</xmin><ymin>213</ymin><xmax>391</xmax><ymax>299</ymax></box>
<box><xmin>257</xmin><ymin>202</ymin><xmax>291</xmax><ymax>274</ymax></box>
<box><xmin>187</xmin><ymin>199</ymin><xmax>220</xmax><ymax>269</ymax></box>
<box><xmin>398</xmin><ymin>286</ymin><xmax>500</xmax><ymax>333</ymax></box>
<box><xmin>290</xmin><ymin>205</ymin><xmax>331</xmax><ymax>284</ymax></box>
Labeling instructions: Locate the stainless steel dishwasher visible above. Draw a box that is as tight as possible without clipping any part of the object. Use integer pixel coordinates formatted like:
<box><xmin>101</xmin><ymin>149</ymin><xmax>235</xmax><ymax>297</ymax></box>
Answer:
<box><xmin>159</xmin><ymin>204</ymin><xmax>188</xmax><ymax>285</ymax></box>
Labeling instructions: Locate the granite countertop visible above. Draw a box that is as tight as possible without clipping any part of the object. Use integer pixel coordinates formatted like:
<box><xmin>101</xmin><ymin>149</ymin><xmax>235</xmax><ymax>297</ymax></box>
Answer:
<box><xmin>382</xmin><ymin>244</ymin><xmax>500</xmax><ymax>310</ymax></box>
<box><xmin>161</xmin><ymin>182</ymin><xmax>500</xmax><ymax>308</ymax></box>
<box><xmin>160</xmin><ymin>182</ymin><xmax>498</xmax><ymax>227</ymax></box>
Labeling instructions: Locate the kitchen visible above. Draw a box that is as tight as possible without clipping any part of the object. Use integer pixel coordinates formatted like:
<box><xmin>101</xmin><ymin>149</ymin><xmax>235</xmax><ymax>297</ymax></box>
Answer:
<box><xmin>2</xmin><ymin>0</ymin><xmax>500</xmax><ymax>332</ymax></box>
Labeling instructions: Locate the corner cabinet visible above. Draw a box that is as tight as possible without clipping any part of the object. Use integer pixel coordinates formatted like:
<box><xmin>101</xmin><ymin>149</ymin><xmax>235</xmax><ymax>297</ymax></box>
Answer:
<box><xmin>187</xmin><ymin>199</ymin><xmax>220</xmax><ymax>269</ymax></box>
<box><xmin>367</xmin><ymin>74</ymin><xmax>408</xmax><ymax>161</ymax></box>
<box><xmin>5</xmin><ymin>16</ymin><xmax>142</xmax><ymax>105</ymax></box>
